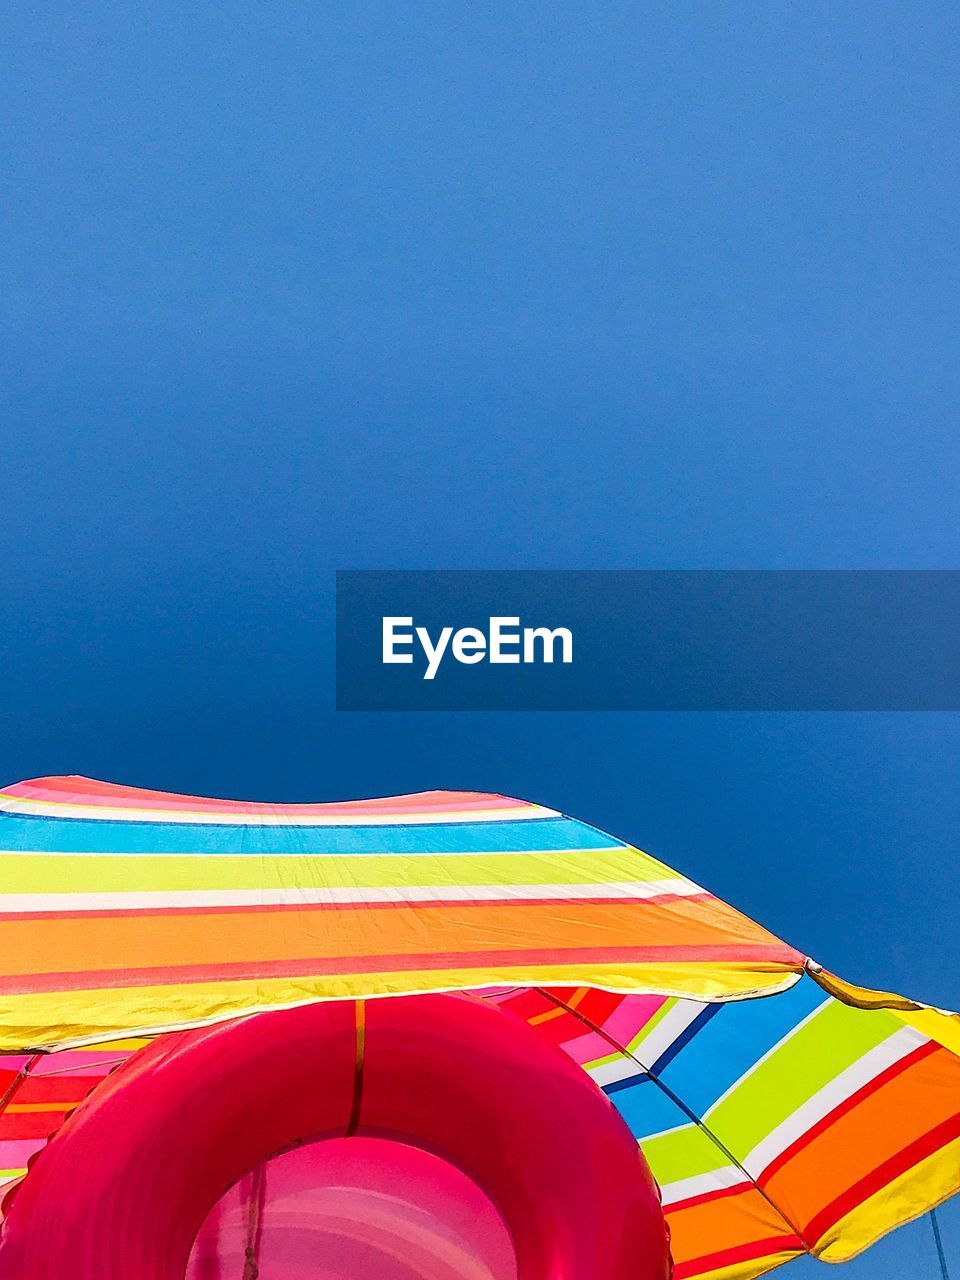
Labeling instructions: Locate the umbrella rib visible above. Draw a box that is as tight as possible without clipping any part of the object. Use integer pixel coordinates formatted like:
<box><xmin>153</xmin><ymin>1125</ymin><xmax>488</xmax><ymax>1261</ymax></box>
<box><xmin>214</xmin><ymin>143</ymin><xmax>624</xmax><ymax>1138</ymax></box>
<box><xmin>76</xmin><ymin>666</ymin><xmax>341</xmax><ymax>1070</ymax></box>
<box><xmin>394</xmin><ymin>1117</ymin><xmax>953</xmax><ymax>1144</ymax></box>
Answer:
<box><xmin>932</xmin><ymin>1208</ymin><xmax>951</xmax><ymax>1280</ymax></box>
<box><xmin>533</xmin><ymin>987</ymin><xmax>808</xmax><ymax>1248</ymax></box>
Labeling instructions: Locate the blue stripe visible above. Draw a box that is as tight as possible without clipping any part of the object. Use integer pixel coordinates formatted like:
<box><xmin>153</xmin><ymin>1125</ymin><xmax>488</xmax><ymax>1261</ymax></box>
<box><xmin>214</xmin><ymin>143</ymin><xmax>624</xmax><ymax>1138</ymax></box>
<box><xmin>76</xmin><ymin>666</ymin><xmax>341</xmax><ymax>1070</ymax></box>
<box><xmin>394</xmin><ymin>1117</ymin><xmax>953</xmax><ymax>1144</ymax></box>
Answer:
<box><xmin>605</xmin><ymin>1070</ymin><xmax>651</xmax><ymax>1094</ymax></box>
<box><xmin>0</xmin><ymin>813</ymin><xmax>620</xmax><ymax>855</ymax></box>
<box><xmin>605</xmin><ymin>1074</ymin><xmax>690</xmax><ymax>1139</ymax></box>
<box><xmin>649</xmin><ymin>1003</ymin><xmax>721</xmax><ymax>1074</ymax></box>
<box><xmin>654</xmin><ymin>976</ymin><xmax>827</xmax><ymax>1114</ymax></box>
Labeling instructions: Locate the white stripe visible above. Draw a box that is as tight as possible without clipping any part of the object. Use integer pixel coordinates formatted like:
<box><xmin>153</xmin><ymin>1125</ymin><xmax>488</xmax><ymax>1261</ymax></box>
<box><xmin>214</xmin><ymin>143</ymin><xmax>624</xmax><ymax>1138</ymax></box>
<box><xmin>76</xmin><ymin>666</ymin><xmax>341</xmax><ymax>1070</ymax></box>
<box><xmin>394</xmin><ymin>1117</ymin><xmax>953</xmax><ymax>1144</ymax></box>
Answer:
<box><xmin>0</xmin><ymin>878</ymin><xmax>701</xmax><ymax>913</ymax></box>
<box><xmin>658</xmin><ymin>1163</ymin><xmax>748</xmax><ymax>1207</ymax></box>
<box><xmin>0</xmin><ymin>796</ymin><xmax>559</xmax><ymax>825</ymax></box>
<box><xmin>742</xmin><ymin>1025</ymin><xmax>928</xmax><ymax>1177</ymax></box>
<box><xmin>587</xmin><ymin>997</ymin><xmax>711</xmax><ymax>1087</ymax></box>
<box><xmin>588</xmin><ymin>1056</ymin><xmax>645</xmax><ymax>1088</ymax></box>
<box><xmin>629</xmin><ymin>998</ymin><xmax>709</xmax><ymax>1066</ymax></box>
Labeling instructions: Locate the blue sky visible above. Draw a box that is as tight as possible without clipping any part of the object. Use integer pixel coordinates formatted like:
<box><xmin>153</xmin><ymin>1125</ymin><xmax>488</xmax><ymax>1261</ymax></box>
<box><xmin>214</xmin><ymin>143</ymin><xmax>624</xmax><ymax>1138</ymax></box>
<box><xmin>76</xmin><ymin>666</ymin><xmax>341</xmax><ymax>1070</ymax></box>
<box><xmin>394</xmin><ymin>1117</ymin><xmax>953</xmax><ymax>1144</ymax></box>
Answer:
<box><xmin>1</xmin><ymin>4</ymin><xmax>957</xmax><ymax>1272</ymax></box>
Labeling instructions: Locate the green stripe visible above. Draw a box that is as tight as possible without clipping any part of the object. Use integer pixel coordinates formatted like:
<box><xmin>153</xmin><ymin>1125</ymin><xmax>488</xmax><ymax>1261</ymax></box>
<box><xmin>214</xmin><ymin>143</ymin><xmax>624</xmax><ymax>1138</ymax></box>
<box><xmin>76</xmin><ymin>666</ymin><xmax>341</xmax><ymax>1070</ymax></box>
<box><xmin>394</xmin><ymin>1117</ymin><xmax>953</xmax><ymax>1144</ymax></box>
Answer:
<box><xmin>638</xmin><ymin>1000</ymin><xmax>904</xmax><ymax>1183</ymax></box>
<box><xmin>707</xmin><ymin>999</ymin><xmax>903</xmax><ymax>1157</ymax></box>
<box><xmin>640</xmin><ymin>1122</ymin><xmax>728</xmax><ymax>1185</ymax></box>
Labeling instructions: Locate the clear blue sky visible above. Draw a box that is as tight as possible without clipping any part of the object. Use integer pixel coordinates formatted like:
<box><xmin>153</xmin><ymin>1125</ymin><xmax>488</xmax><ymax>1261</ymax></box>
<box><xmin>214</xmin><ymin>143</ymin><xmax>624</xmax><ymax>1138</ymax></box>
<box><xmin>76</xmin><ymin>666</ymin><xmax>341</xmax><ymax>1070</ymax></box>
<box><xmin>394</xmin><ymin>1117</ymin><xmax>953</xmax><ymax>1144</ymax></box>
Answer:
<box><xmin>1</xmin><ymin>5</ymin><xmax>957</xmax><ymax>1273</ymax></box>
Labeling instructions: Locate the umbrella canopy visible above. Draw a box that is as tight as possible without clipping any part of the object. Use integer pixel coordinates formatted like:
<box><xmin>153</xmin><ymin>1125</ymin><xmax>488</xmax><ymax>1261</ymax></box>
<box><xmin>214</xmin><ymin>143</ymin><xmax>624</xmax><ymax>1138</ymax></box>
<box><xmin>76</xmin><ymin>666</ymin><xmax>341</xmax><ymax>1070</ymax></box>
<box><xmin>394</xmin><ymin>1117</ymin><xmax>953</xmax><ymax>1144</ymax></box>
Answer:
<box><xmin>0</xmin><ymin>775</ymin><xmax>957</xmax><ymax>1278</ymax></box>
<box><xmin>0</xmin><ymin>775</ymin><xmax>802</xmax><ymax>1051</ymax></box>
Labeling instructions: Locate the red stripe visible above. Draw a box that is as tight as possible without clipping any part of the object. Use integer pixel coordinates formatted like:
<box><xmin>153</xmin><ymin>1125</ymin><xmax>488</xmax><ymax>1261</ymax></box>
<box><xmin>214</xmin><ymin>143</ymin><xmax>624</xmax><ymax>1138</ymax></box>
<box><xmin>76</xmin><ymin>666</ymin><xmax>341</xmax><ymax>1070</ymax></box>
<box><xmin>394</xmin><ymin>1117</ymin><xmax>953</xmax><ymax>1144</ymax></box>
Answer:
<box><xmin>666</xmin><ymin>1177</ymin><xmax>752</xmax><ymax>1214</ymax></box>
<box><xmin>12</xmin><ymin>1079</ymin><xmax>99</xmax><ymax>1105</ymax></box>
<box><xmin>0</xmin><ymin>891</ymin><xmax>710</xmax><ymax>923</ymax></box>
<box><xmin>0</xmin><ymin>1112</ymin><xmax>72</xmax><ymax>1140</ymax></box>
<box><xmin>671</xmin><ymin>1233</ymin><xmax>801</xmax><ymax>1279</ymax></box>
<box><xmin>0</xmin><ymin>943</ymin><xmax>795</xmax><ymax>995</ymax></box>
<box><xmin>758</xmin><ymin>1040</ymin><xmax>939</xmax><ymax>1187</ymax></box>
<box><xmin>803</xmin><ymin>1110</ymin><xmax>960</xmax><ymax>1246</ymax></box>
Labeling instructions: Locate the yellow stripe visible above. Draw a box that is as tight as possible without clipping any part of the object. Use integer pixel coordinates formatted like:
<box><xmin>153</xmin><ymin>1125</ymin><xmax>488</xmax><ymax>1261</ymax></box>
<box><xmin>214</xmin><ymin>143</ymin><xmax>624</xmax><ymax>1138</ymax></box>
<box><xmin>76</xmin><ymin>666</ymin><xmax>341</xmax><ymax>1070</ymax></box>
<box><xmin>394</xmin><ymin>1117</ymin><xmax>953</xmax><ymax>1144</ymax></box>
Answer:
<box><xmin>80</xmin><ymin>1037</ymin><xmax>150</xmax><ymax>1052</ymax></box>
<box><xmin>808</xmin><ymin>967</ymin><xmax>960</xmax><ymax>1054</ymax></box>
<box><xmin>680</xmin><ymin>1249</ymin><xmax>801</xmax><ymax>1280</ymax></box>
<box><xmin>812</xmin><ymin>1133</ymin><xmax>960</xmax><ymax>1262</ymax></box>
<box><xmin>0</xmin><ymin>848</ymin><xmax>675</xmax><ymax>894</ymax></box>
<box><xmin>0</xmin><ymin>963</ymin><xmax>800</xmax><ymax>1052</ymax></box>
<box><xmin>898</xmin><ymin>1007</ymin><xmax>960</xmax><ymax>1056</ymax></box>
<box><xmin>354</xmin><ymin>1000</ymin><xmax>366</xmax><ymax>1069</ymax></box>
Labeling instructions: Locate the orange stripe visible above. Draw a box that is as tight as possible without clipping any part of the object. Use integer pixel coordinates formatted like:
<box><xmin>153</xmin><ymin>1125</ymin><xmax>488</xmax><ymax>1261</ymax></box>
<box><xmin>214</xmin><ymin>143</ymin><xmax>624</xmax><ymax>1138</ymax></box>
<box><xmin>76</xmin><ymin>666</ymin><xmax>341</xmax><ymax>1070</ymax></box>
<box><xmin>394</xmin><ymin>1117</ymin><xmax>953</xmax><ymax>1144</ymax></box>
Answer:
<box><xmin>804</xmin><ymin>1112</ymin><xmax>960</xmax><ymax>1249</ymax></box>
<box><xmin>528</xmin><ymin>986</ymin><xmax>589</xmax><ymax>1025</ymax></box>
<box><xmin>346</xmin><ymin>1001</ymin><xmax>365</xmax><ymax>1135</ymax></box>
<box><xmin>758</xmin><ymin>1041</ymin><xmax>936</xmax><ymax>1186</ymax></box>
<box><xmin>3</xmin><ymin>1102</ymin><xmax>73</xmax><ymax>1113</ymax></box>
<box><xmin>0</xmin><ymin>898</ymin><xmax>783</xmax><ymax>980</ymax></box>
<box><xmin>763</xmin><ymin>1045</ymin><xmax>960</xmax><ymax>1232</ymax></box>
<box><xmin>0</xmin><ymin>944</ymin><xmax>792</xmax><ymax>996</ymax></box>
<box><xmin>666</xmin><ymin>1184</ymin><xmax>799</xmax><ymax>1267</ymax></box>
<box><xmin>672</xmin><ymin>1236</ymin><xmax>801</xmax><ymax>1280</ymax></box>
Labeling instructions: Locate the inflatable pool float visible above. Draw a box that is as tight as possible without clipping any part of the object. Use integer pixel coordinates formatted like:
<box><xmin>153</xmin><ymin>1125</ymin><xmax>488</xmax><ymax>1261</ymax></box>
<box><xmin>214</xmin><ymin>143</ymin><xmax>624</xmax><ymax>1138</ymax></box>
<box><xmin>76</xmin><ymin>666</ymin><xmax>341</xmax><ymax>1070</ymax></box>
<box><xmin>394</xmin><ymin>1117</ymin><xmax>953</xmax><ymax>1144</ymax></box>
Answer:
<box><xmin>0</xmin><ymin>995</ymin><xmax>670</xmax><ymax>1279</ymax></box>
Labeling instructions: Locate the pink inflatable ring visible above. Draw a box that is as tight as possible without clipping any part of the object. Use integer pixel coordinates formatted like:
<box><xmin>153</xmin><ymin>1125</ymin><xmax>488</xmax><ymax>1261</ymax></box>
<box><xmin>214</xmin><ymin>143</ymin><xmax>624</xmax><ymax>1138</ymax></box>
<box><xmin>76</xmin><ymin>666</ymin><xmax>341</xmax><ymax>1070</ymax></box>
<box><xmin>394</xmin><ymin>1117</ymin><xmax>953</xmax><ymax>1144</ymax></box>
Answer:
<box><xmin>0</xmin><ymin>993</ymin><xmax>671</xmax><ymax>1280</ymax></box>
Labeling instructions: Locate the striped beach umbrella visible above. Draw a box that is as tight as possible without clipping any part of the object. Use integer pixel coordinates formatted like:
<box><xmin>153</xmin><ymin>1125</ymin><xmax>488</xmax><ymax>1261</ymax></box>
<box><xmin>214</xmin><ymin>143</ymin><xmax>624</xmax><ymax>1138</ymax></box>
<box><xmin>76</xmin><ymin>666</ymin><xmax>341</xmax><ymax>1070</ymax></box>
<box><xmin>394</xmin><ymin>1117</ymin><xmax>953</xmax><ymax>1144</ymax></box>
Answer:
<box><xmin>0</xmin><ymin>775</ymin><xmax>957</xmax><ymax>1278</ymax></box>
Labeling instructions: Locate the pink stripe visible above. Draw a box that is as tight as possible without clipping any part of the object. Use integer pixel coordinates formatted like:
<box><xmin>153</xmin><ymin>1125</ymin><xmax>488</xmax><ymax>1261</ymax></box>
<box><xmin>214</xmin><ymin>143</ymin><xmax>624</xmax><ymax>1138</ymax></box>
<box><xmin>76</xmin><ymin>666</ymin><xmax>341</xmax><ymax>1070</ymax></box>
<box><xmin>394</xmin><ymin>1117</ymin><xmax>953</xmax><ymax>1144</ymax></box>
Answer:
<box><xmin>5</xmin><ymin>777</ymin><xmax>533</xmax><ymax>817</ymax></box>
<box><xmin>547</xmin><ymin>994</ymin><xmax>668</xmax><ymax>1065</ymax></box>
<box><xmin>604</xmin><ymin>993</ymin><xmax>671</xmax><ymax>1043</ymax></box>
<box><xmin>0</xmin><ymin>1139</ymin><xmax>40</xmax><ymax>1165</ymax></box>
<box><xmin>30</xmin><ymin>1051</ymin><xmax>131</xmax><ymax>1076</ymax></box>
<box><xmin>558</xmin><ymin>1027</ymin><xmax>620</xmax><ymax>1065</ymax></box>
<box><xmin>0</xmin><ymin>1057</ymin><xmax>34</xmax><ymax>1073</ymax></box>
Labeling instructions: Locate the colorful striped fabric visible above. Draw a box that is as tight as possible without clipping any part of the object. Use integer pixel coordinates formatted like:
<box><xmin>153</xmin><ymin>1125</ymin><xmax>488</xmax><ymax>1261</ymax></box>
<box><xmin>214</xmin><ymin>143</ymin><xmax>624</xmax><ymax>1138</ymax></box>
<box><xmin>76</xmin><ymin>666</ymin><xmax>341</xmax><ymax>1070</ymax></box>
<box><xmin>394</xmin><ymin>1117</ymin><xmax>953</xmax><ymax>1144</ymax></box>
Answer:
<box><xmin>0</xmin><ymin>775</ymin><xmax>803</xmax><ymax>1051</ymax></box>
<box><xmin>0</xmin><ymin>1039</ymin><xmax>147</xmax><ymax>1194</ymax></box>
<box><xmin>2</xmin><ymin>979</ymin><xmax>957</xmax><ymax>1278</ymax></box>
<box><xmin>489</xmin><ymin>977</ymin><xmax>960</xmax><ymax>1278</ymax></box>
